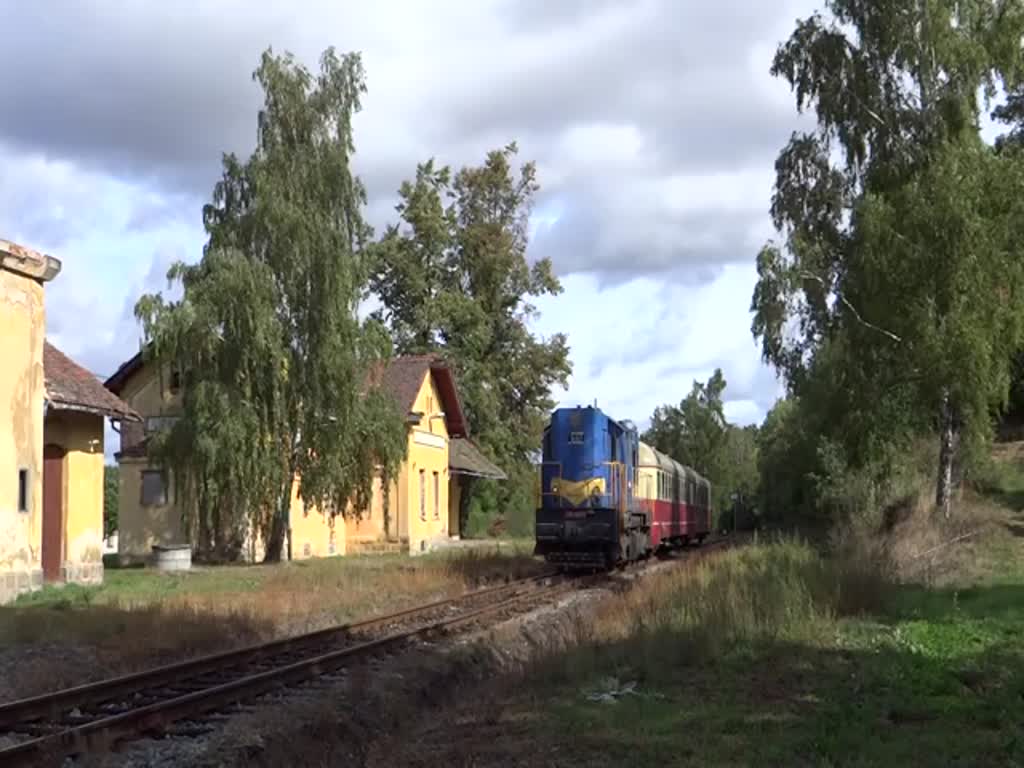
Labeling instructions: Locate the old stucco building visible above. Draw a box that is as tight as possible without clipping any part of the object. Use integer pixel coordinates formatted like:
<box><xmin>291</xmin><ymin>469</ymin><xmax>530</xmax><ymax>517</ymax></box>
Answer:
<box><xmin>104</xmin><ymin>352</ymin><xmax>504</xmax><ymax>562</ymax></box>
<box><xmin>0</xmin><ymin>238</ymin><xmax>60</xmax><ymax>603</ymax></box>
<box><xmin>1</xmin><ymin>238</ymin><xmax>140</xmax><ymax>604</ymax></box>
<box><xmin>42</xmin><ymin>342</ymin><xmax>141</xmax><ymax>585</ymax></box>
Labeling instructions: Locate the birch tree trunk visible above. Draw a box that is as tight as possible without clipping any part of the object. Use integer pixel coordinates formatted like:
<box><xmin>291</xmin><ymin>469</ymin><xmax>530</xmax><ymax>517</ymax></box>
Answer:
<box><xmin>936</xmin><ymin>389</ymin><xmax>955</xmax><ymax>519</ymax></box>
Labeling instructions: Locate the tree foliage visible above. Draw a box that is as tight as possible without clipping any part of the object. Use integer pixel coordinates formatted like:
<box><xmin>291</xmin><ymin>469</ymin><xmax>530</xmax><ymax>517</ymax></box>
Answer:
<box><xmin>135</xmin><ymin>47</ymin><xmax>407</xmax><ymax>561</ymax></box>
<box><xmin>642</xmin><ymin>369</ymin><xmax>760</xmax><ymax>522</ymax></box>
<box><xmin>370</xmin><ymin>144</ymin><xmax>572</xmax><ymax>533</ymax></box>
<box><xmin>103</xmin><ymin>464</ymin><xmax>119</xmax><ymax>540</ymax></box>
<box><xmin>751</xmin><ymin>0</ymin><xmax>1024</xmax><ymax>518</ymax></box>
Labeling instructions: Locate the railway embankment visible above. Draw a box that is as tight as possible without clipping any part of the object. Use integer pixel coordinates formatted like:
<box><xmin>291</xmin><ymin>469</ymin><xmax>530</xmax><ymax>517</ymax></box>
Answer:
<box><xmin>345</xmin><ymin>461</ymin><xmax>1024</xmax><ymax>767</ymax></box>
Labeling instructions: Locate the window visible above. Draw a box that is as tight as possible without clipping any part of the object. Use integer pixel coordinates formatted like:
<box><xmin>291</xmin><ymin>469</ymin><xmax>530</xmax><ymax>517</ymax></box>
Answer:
<box><xmin>145</xmin><ymin>415</ymin><xmax>180</xmax><ymax>434</ymax></box>
<box><xmin>168</xmin><ymin>365</ymin><xmax>182</xmax><ymax>395</ymax></box>
<box><xmin>419</xmin><ymin>469</ymin><xmax>426</xmax><ymax>521</ymax></box>
<box><xmin>433</xmin><ymin>471</ymin><xmax>440</xmax><ymax>520</ymax></box>
<box><xmin>17</xmin><ymin>469</ymin><xmax>28</xmax><ymax>513</ymax></box>
<box><xmin>141</xmin><ymin>470</ymin><xmax>167</xmax><ymax>506</ymax></box>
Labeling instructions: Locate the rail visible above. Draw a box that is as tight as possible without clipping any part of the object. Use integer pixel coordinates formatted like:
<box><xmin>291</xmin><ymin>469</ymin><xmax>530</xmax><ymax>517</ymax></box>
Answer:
<box><xmin>0</xmin><ymin>536</ymin><xmax>739</xmax><ymax>766</ymax></box>
<box><xmin>0</xmin><ymin>571</ymin><xmax>562</xmax><ymax>766</ymax></box>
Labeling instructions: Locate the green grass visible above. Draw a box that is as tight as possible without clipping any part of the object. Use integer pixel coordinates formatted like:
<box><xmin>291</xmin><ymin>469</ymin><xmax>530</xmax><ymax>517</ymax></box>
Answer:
<box><xmin>509</xmin><ymin>546</ymin><xmax>1024</xmax><ymax>767</ymax></box>
<box><xmin>440</xmin><ymin>456</ymin><xmax>1024</xmax><ymax>767</ymax></box>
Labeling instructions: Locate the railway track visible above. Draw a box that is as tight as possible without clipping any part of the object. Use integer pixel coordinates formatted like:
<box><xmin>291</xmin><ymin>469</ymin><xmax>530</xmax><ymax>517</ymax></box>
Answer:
<box><xmin>0</xmin><ymin>537</ymin><xmax>736</xmax><ymax>767</ymax></box>
<box><xmin>0</xmin><ymin>570</ymin><xmax>573</xmax><ymax>767</ymax></box>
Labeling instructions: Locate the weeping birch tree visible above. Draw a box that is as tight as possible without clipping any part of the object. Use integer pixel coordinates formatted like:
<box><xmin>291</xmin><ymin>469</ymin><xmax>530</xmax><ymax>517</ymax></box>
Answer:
<box><xmin>751</xmin><ymin>0</ymin><xmax>1024</xmax><ymax>518</ymax></box>
<box><xmin>136</xmin><ymin>47</ymin><xmax>407</xmax><ymax>561</ymax></box>
<box><xmin>369</xmin><ymin>144</ymin><xmax>571</xmax><ymax>533</ymax></box>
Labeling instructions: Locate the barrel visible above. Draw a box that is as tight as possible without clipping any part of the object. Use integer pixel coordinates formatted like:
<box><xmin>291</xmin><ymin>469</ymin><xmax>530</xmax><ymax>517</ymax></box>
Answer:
<box><xmin>151</xmin><ymin>544</ymin><xmax>192</xmax><ymax>571</ymax></box>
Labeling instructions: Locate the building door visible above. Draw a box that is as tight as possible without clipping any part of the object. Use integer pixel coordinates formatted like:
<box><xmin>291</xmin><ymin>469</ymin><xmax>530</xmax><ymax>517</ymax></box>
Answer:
<box><xmin>42</xmin><ymin>444</ymin><xmax>65</xmax><ymax>583</ymax></box>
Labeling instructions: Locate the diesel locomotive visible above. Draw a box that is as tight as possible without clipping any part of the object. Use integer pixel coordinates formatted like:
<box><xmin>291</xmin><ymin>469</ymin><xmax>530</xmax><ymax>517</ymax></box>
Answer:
<box><xmin>534</xmin><ymin>405</ymin><xmax>711</xmax><ymax>570</ymax></box>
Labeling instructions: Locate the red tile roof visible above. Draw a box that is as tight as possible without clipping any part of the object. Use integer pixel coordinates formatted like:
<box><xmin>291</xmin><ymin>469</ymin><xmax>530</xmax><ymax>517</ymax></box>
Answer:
<box><xmin>106</xmin><ymin>348</ymin><xmax>466</xmax><ymax>435</ymax></box>
<box><xmin>365</xmin><ymin>354</ymin><xmax>468</xmax><ymax>438</ymax></box>
<box><xmin>45</xmin><ymin>342</ymin><xmax>141</xmax><ymax>421</ymax></box>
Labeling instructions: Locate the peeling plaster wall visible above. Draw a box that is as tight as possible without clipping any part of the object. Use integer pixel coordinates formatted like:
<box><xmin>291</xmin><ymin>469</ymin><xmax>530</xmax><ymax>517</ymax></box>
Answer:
<box><xmin>114</xmin><ymin>360</ymin><xmax>185</xmax><ymax>564</ymax></box>
<box><xmin>0</xmin><ymin>269</ymin><xmax>44</xmax><ymax>603</ymax></box>
<box><xmin>117</xmin><ymin>456</ymin><xmax>184</xmax><ymax>563</ymax></box>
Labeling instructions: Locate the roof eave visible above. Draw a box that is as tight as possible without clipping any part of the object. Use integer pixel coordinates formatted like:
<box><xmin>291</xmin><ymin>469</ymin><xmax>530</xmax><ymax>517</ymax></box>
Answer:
<box><xmin>450</xmin><ymin>467</ymin><xmax>508</xmax><ymax>481</ymax></box>
<box><xmin>104</xmin><ymin>348</ymin><xmax>146</xmax><ymax>394</ymax></box>
<box><xmin>46</xmin><ymin>398</ymin><xmax>143</xmax><ymax>423</ymax></box>
<box><xmin>430</xmin><ymin>363</ymin><xmax>468</xmax><ymax>438</ymax></box>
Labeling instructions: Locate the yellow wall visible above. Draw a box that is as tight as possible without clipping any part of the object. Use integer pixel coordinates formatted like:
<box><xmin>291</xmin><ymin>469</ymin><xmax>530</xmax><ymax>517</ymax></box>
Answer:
<box><xmin>0</xmin><ymin>269</ymin><xmax>45</xmax><ymax>598</ymax></box>
<box><xmin>404</xmin><ymin>371</ymin><xmax>450</xmax><ymax>554</ymax></box>
<box><xmin>345</xmin><ymin>473</ymin><xmax>400</xmax><ymax>544</ymax></box>
<box><xmin>114</xmin><ymin>358</ymin><xmax>459</xmax><ymax>561</ymax></box>
<box><xmin>288</xmin><ymin>474</ymin><xmax>346</xmax><ymax>558</ymax></box>
<box><xmin>114</xmin><ymin>360</ymin><xmax>187</xmax><ymax>563</ymax></box>
<box><xmin>118</xmin><ymin>360</ymin><xmax>183</xmax><ymax>416</ymax></box>
<box><xmin>43</xmin><ymin>410</ymin><xmax>105</xmax><ymax>582</ymax></box>
<box><xmin>117</xmin><ymin>457</ymin><xmax>186</xmax><ymax>561</ymax></box>
<box><xmin>344</xmin><ymin>369</ymin><xmax>453</xmax><ymax>554</ymax></box>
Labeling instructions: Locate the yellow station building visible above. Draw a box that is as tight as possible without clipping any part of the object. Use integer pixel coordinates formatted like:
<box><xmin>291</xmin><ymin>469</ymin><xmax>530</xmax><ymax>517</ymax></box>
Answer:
<box><xmin>104</xmin><ymin>352</ymin><xmax>505</xmax><ymax>562</ymax></box>
<box><xmin>1</xmin><ymin>237</ymin><xmax>140</xmax><ymax>604</ymax></box>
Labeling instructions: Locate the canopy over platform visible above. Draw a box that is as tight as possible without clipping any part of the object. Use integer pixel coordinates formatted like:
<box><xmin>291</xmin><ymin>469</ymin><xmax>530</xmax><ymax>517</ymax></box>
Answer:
<box><xmin>449</xmin><ymin>437</ymin><xmax>506</xmax><ymax>480</ymax></box>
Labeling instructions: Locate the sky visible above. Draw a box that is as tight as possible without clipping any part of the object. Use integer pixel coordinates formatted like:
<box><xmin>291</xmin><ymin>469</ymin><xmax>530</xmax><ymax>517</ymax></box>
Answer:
<box><xmin>2</xmin><ymin>0</ymin><xmax>835</xmax><ymax>459</ymax></box>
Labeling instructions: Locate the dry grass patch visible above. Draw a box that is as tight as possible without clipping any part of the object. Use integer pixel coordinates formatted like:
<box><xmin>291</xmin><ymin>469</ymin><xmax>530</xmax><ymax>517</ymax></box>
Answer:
<box><xmin>0</xmin><ymin>544</ymin><xmax>544</xmax><ymax>699</ymax></box>
<box><xmin>520</xmin><ymin>537</ymin><xmax>871</xmax><ymax>690</ymax></box>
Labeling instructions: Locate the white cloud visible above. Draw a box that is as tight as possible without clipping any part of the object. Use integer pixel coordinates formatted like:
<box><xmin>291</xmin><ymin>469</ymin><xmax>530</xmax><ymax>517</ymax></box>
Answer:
<box><xmin>0</xmin><ymin>0</ymin><xmax>835</xmax><ymax>445</ymax></box>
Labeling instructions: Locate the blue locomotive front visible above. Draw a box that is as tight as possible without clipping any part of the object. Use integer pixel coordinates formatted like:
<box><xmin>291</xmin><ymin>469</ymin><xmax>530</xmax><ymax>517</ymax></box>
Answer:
<box><xmin>534</xmin><ymin>405</ymin><xmax>644</xmax><ymax>569</ymax></box>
